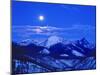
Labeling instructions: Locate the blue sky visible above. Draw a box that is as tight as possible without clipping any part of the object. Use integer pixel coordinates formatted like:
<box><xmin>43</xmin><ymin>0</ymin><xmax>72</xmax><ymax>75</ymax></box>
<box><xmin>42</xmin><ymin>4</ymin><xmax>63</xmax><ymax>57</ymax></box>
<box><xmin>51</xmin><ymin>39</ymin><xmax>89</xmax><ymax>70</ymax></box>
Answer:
<box><xmin>12</xmin><ymin>1</ymin><xmax>96</xmax><ymax>43</ymax></box>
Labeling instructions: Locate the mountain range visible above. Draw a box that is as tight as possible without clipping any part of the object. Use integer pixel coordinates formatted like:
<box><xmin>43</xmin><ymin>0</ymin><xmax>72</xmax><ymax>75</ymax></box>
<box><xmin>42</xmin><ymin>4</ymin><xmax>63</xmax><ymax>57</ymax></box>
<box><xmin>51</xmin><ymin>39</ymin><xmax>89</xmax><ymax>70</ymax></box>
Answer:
<box><xmin>12</xmin><ymin>35</ymin><xmax>96</xmax><ymax>74</ymax></box>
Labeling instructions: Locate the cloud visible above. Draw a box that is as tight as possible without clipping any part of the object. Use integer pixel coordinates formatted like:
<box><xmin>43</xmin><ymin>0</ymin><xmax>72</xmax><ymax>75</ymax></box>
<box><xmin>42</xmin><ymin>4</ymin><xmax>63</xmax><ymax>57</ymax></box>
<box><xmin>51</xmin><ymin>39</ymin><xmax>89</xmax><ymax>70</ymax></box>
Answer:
<box><xmin>12</xmin><ymin>24</ymin><xmax>95</xmax><ymax>42</ymax></box>
<box><xmin>12</xmin><ymin>24</ymin><xmax>96</xmax><ymax>44</ymax></box>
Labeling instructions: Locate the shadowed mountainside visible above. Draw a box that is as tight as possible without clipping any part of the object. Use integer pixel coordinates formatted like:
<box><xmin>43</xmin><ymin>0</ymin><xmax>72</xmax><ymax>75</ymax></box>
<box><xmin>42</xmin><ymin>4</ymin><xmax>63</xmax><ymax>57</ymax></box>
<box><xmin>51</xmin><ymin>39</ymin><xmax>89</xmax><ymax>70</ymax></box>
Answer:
<box><xmin>12</xmin><ymin>37</ymin><xmax>96</xmax><ymax>74</ymax></box>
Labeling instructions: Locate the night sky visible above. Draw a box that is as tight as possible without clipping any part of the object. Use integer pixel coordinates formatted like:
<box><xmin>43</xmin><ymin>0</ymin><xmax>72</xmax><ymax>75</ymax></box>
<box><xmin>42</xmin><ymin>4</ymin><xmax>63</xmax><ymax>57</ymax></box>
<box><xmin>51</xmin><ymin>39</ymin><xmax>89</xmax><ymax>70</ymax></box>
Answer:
<box><xmin>12</xmin><ymin>1</ymin><xmax>96</xmax><ymax>43</ymax></box>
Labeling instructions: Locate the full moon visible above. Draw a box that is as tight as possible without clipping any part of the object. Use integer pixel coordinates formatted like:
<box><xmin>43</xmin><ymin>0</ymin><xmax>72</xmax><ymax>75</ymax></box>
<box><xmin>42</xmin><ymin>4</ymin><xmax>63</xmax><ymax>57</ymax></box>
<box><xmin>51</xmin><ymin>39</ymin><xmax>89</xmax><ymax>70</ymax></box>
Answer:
<box><xmin>39</xmin><ymin>15</ymin><xmax>44</xmax><ymax>21</ymax></box>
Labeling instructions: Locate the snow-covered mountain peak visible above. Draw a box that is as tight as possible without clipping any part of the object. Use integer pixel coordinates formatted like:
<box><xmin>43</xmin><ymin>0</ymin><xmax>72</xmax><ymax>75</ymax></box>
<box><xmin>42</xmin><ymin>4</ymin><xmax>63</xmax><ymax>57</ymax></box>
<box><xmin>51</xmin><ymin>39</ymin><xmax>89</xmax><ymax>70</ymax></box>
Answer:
<box><xmin>19</xmin><ymin>39</ymin><xmax>38</xmax><ymax>46</ymax></box>
<box><xmin>46</xmin><ymin>35</ymin><xmax>63</xmax><ymax>48</ymax></box>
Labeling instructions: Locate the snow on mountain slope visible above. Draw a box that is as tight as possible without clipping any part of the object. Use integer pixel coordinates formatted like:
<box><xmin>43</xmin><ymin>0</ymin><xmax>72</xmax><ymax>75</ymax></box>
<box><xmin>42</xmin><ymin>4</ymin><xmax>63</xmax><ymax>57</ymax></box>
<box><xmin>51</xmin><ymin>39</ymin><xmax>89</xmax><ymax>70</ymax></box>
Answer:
<box><xmin>19</xmin><ymin>39</ymin><xmax>38</xmax><ymax>46</ymax></box>
<box><xmin>46</xmin><ymin>35</ymin><xmax>63</xmax><ymax>48</ymax></box>
<box><xmin>72</xmin><ymin>50</ymin><xmax>85</xmax><ymax>57</ymax></box>
<box><xmin>15</xmin><ymin>36</ymin><xmax>95</xmax><ymax>58</ymax></box>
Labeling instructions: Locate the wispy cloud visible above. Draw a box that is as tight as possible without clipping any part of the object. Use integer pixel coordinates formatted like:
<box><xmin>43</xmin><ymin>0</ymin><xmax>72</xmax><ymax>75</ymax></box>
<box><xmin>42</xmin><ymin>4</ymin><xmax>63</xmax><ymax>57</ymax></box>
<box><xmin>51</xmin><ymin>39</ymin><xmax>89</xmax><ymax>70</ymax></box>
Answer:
<box><xmin>12</xmin><ymin>24</ymin><xmax>95</xmax><ymax>43</ymax></box>
<box><xmin>12</xmin><ymin>24</ymin><xmax>95</xmax><ymax>35</ymax></box>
